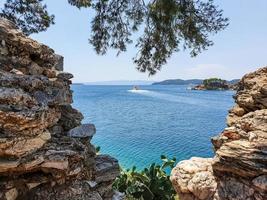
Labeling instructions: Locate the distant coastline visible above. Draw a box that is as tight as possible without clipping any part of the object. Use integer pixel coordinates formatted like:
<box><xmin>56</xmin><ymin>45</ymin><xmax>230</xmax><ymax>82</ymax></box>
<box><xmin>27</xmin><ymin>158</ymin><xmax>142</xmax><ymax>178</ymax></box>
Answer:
<box><xmin>153</xmin><ymin>79</ymin><xmax>240</xmax><ymax>85</ymax></box>
<box><xmin>72</xmin><ymin>79</ymin><xmax>240</xmax><ymax>87</ymax></box>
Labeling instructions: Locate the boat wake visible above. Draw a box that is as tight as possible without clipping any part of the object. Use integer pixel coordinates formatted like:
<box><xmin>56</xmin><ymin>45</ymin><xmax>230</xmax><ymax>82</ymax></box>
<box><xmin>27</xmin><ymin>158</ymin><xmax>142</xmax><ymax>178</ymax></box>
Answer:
<box><xmin>128</xmin><ymin>89</ymin><xmax>193</xmax><ymax>103</ymax></box>
<box><xmin>127</xmin><ymin>89</ymin><xmax>219</xmax><ymax>107</ymax></box>
<box><xmin>127</xmin><ymin>89</ymin><xmax>150</xmax><ymax>93</ymax></box>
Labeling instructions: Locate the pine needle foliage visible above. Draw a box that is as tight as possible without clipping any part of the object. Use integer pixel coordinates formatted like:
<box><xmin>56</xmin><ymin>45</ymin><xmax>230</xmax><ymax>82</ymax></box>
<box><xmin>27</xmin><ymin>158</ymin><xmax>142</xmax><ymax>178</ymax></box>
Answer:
<box><xmin>0</xmin><ymin>0</ymin><xmax>228</xmax><ymax>75</ymax></box>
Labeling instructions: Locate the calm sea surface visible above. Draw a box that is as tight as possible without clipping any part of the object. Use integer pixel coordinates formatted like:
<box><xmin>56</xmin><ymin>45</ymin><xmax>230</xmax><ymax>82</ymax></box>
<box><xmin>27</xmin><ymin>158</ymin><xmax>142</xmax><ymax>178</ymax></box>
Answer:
<box><xmin>72</xmin><ymin>85</ymin><xmax>235</xmax><ymax>169</ymax></box>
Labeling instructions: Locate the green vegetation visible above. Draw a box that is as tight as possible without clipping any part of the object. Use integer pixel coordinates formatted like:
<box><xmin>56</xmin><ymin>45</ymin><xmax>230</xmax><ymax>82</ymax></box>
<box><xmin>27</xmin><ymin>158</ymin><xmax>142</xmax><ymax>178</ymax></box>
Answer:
<box><xmin>113</xmin><ymin>155</ymin><xmax>177</xmax><ymax>200</ymax></box>
<box><xmin>203</xmin><ymin>78</ymin><xmax>228</xmax><ymax>90</ymax></box>
<box><xmin>0</xmin><ymin>0</ymin><xmax>55</xmax><ymax>35</ymax></box>
<box><xmin>95</xmin><ymin>146</ymin><xmax>101</xmax><ymax>154</ymax></box>
<box><xmin>0</xmin><ymin>0</ymin><xmax>228</xmax><ymax>75</ymax></box>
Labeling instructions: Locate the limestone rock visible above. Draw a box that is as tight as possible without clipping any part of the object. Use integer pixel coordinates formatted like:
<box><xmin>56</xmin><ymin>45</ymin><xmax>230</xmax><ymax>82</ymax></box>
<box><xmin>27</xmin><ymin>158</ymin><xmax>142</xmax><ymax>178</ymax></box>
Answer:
<box><xmin>54</xmin><ymin>54</ymin><xmax>64</xmax><ymax>71</ymax></box>
<box><xmin>0</xmin><ymin>18</ymin><xmax>119</xmax><ymax>200</ymax></box>
<box><xmin>252</xmin><ymin>175</ymin><xmax>267</xmax><ymax>192</ymax></box>
<box><xmin>58</xmin><ymin>105</ymin><xmax>84</xmax><ymax>131</ymax></box>
<box><xmin>216</xmin><ymin>176</ymin><xmax>255</xmax><ymax>200</ymax></box>
<box><xmin>171</xmin><ymin>66</ymin><xmax>267</xmax><ymax>200</ymax></box>
<box><xmin>187</xmin><ymin>171</ymin><xmax>217</xmax><ymax>200</ymax></box>
<box><xmin>95</xmin><ymin>155</ymin><xmax>120</xmax><ymax>183</ymax></box>
<box><xmin>0</xmin><ymin>70</ymin><xmax>73</xmax><ymax>106</ymax></box>
<box><xmin>5</xmin><ymin>188</ymin><xmax>18</xmax><ymax>200</ymax></box>
<box><xmin>112</xmin><ymin>191</ymin><xmax>125</xmax><ymax>200</ymax></box>
<box><xmin>0</xmin><ymin>87</ymin><xmax>37</xmax><ymax>108</ymax></box>
<box><xmin>0</xmin><ymin>108</ymin><xmax>60</xmax><ymax>136</ymax></box>
<box><xmin>213</xmin><ymin>109</ymin><xmax>267</xmax><ymax>178</ymax></box>
<box><xmin>235</xmin><ymin>67</ymin><xmax>267</xmax><ymax>112</ymax></box>
<box><xmin>68</xmin><ymin>124</ymin><xmax>96</xmax><ymax>138</ymax></box>
<box><xmin>9</xmin><ymin>69</ymin><xmax>24</xmax><ymax>75</ymax></box>
<box><xmin>27</xmin><ymin>181</ymin><xmax>104</xmax><ymax>200</ymax></box>
<box><xmin>57</xmin><ymin>72</ymin><xmax>73</xmax><ymax>80</ymax></box>
<box><xmin>0</xmin><ymin>18</ymin><xmax>56</xmax><ymax>70</ymax></box>
<box><xmin>0</xmin><ymin>131</ymin><xmax>51</xmax><ymax>158</ymax></box>
<box><xmin>170</xmin><ymin>157</ymin><xmax>216</xmax><ymax>200</ymax></box>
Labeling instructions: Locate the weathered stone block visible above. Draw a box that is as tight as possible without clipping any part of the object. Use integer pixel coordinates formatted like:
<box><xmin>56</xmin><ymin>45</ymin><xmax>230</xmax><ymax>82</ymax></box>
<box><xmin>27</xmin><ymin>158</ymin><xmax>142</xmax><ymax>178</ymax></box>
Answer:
<box><xmin>54</xmin><ymin>54</ymin><xmax>64</xmax><ymax>71</ymax></box>
<box><xmin>68</xmin><ymin>124</ymin><xmax>96</xmax><ymax>138</ymax></box>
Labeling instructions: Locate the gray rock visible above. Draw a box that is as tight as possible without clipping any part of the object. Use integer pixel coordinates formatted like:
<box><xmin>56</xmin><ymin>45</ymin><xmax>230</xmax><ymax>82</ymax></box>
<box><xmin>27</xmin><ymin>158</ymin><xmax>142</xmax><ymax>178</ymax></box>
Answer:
<box><xmin>253</xmin><ymin>175</ymin><xmax>267</xmax><ymax>191</ymax></box>
<box><xmin>112</xmin><ymin>191</ymin><xmax>125</xmax><ymax>200</ymax></box>
<box><xmin>58</xmin><ymin>105</ymin><xmax>83</xmax><ymax>131</ymax></box>
<box><xmin>29</xmin><ymin>62</ymin><xmax>44</xmax><ymax>75</ymax></box>
<box><xmin>68</xmin><ymin>124</ymin><xmax>96</xmax><ymax>138</ymax></box>
<box><xmin>49</xmin><ymin>125</ymin><xmax>64</xmax><ymax>135</ymax></box>
<box><xmin>0</xmin><ymin>87</ymin><xmax>37</xmax><ymax>108</ymax></box>
<box><xmin>57</xmin><ymin>72</ymin><xmax>73</xmax><ymax>80</ymax></box>
<box><xmin>54</xmin><ymin>54</ymin><xmax>64</xmax><ymax>71</ymax></box>
<box><xmin>9</xmin><ymin>69</ymin><xmax>23</xmax><ymax>75</ymax></box>
<box><xmin>86</xmin><ymin>181</ymin><xmax>98</xmax><ymax>188</ymax></box>
<box><xmin>33</xmin><ymin>91</ymin><xmax>49</xmax><ymax>106</ymax></box>
<box><xmin>95</xmin><ymin>155</ymin><xmax>120</xmax><ymax>183</ymax></box>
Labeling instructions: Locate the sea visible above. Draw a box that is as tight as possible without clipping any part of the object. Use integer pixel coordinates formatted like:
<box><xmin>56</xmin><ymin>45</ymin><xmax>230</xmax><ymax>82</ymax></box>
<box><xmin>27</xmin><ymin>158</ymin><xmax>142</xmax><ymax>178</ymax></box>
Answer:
<box><xmin>72</xmin><ymin>85</ymin><xmax>235</xmax><ymax>169</ymax></box>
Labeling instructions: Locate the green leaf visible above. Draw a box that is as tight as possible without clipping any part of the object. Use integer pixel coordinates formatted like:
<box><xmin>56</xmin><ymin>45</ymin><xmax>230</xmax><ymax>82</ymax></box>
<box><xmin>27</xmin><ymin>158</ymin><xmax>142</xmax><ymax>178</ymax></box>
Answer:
<box><xmin>95</xmin><ymin>146</ymin><xmax>101</xmax><ymax>153</ymax></box>
<box><xmin>160</xmin><ymin>155</ymin><xmax>167</xmax><ymax>160</ymax></box>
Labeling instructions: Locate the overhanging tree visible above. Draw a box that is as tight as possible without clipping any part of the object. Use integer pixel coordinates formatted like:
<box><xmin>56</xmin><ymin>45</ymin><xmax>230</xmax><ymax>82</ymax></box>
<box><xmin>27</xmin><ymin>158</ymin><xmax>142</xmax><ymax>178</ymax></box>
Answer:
<box><xmin>0</xmin><ymin>0</ymin><xmax>229</xmax><ymax>75</ymax></box>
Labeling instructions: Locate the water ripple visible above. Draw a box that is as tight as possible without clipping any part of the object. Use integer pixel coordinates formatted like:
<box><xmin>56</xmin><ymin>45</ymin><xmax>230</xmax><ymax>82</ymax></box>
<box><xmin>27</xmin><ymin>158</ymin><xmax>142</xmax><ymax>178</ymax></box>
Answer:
<box><xmin>72</xmin><ymin>85</ymin><xmax>234</xmax><ymax>169</ymax></box>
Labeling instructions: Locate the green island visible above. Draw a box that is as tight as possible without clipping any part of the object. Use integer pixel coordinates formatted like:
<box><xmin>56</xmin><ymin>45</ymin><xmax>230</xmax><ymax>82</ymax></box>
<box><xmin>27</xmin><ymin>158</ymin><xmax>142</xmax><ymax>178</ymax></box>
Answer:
<box><xmin>192</xmin><ymin>78</ymin><xmax>239</xmax><ymax>90</ymax></box>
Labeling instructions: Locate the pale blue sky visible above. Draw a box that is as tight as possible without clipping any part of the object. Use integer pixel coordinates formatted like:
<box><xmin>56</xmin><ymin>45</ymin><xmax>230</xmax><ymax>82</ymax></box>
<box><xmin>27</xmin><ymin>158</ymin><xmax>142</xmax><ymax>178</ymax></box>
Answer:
<box><xmin>3</xmin><ymin>1</ymin><xmax>267</xmax><ymax>82</ymax></box>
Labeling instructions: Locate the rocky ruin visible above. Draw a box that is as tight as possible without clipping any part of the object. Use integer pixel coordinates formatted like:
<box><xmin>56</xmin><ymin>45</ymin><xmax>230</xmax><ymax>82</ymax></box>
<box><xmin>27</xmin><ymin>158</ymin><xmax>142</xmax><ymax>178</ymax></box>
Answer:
<box><xmin>0</xmin><ymin>18</ymin><xmax>120</xmax><ymax>200</ymax></box>
<box><xmin>171</xmin><ymin>66</ymin><xmax>267</xmax><ymax>200</ymax></box>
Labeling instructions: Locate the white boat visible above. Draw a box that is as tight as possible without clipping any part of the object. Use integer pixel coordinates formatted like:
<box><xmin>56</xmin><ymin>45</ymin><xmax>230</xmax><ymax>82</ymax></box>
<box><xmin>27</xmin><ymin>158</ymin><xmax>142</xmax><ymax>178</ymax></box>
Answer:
<box><xmin>132</xmin><ymin>86</ymin><xmax>140</xmax><ymax>90</ymax></box>
<box><xmin>186</xmin><ymin>84</ymin><xmax>194</xmax><ymax>90</ymax></box>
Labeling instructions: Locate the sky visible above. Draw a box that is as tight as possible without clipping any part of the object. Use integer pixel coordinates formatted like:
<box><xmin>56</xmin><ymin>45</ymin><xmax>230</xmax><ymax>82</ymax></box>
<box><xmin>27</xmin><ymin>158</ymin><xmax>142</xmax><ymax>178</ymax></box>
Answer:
<box><xmin>3</xmin><ymin>1</ymin><xmax>267</xmax><ymax>82</ymax></box>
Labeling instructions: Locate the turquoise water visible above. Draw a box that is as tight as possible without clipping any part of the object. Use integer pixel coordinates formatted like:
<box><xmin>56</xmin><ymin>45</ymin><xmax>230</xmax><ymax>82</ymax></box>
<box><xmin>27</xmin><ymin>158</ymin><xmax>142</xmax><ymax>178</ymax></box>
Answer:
<box><xmin>72</xmin><ymin>85</ymin><xmax>235</xmax><ymax>169</ymax></box>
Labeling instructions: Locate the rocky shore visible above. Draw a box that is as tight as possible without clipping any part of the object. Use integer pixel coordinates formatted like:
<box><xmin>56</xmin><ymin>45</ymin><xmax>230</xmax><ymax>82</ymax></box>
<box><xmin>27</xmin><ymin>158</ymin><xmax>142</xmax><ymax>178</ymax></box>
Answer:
<box><xmin>191</xmin><ymin>78</ymin><xmax>238</xmax><ymax>90</ymax></box>
<box><xmin>171</xmin><ymin>67</ymin><xmax>267</xmax><ymax>200</ymax></box>
<box><xmin>0</xmin><ymin>18</ymin><xmax>120</xmax><ymax>200</ymax></box>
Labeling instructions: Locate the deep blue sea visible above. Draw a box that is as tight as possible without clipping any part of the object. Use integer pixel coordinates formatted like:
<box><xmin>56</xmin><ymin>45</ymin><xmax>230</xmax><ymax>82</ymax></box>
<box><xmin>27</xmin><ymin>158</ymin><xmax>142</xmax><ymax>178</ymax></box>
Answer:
<box><xmin>72</xmin><ymin>85</ymin><xmax>235</xmax><ymax>169</ymax></box>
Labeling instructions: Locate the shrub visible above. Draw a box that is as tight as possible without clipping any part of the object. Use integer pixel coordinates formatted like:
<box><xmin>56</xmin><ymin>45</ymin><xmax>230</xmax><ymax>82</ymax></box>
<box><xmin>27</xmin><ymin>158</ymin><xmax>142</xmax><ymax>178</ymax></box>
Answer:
<box><xmin>113</xmin><ymin>155</ymin><xmax>177</xmax><ymax>200</ymax></box>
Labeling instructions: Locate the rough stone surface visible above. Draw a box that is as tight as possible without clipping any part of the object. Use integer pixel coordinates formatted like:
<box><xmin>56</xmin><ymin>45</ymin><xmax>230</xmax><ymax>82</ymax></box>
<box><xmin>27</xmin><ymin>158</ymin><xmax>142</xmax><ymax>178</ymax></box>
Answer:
<box><xmin>0</xmin><ymin>18</ymin><xmax>119</xmax><ymax>200</ymax></box>
<box><xmin>57</xmin><ymin>72</ymin><xmax>73</xmax><ymax>80</ymax></box>
<box><xmin>54</xmin><ymin>54</ymin><xmax>64</xmax><ymax>71</ymax></box>
<box><xmin>171</xmin><ymin>157</ymin><xmax>216</xmax><ymax>200</ymax></box>
<box><xmin>58</xmin><ymin>105</ymin><xmax>84</xmax><ymax>131</ymax></box>
<box><xmin>171</xmin><ymin>67</ymin><xmax>267</xmax><ymax>200</ymax></box>
<box><xmin>95</xmin><ymin>155</ymin><xmax>120</xmax><ymax>184</ymax></box>
<box><xmin>68</xmin><ymin>124</ymin><xmax>96</xmax><ymax>138</ymax></box>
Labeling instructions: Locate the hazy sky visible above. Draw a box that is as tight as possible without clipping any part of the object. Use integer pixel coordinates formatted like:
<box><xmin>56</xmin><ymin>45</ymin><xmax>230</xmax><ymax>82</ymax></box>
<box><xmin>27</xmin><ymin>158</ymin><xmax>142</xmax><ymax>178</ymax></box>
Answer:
<box><xmin>7</xmin><ymin>1</ymin><xmax>267</xmax><ymax>82</ymax></box>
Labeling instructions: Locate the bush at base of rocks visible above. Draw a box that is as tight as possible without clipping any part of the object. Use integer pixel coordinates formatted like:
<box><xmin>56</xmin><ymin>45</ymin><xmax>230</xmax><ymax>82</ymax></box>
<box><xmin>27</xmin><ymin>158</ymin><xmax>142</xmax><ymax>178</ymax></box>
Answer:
<box><xmin>113</xmin><ymin>155</ymin><xmax>177</xmax><ymax>200</ymax></box>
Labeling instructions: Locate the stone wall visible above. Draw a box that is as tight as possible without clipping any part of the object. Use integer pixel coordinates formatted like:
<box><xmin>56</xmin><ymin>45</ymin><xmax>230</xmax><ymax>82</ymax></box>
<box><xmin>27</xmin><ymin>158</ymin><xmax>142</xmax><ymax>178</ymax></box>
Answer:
<box><xmin>171</xmin><ymin>67</ymin><xmax>267</xmax><ymax>200</ymax></box>
<box><xmin>0</xmin><ymin>18</ymin><xmax>120</xmax><ymax>200</ymax></box>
